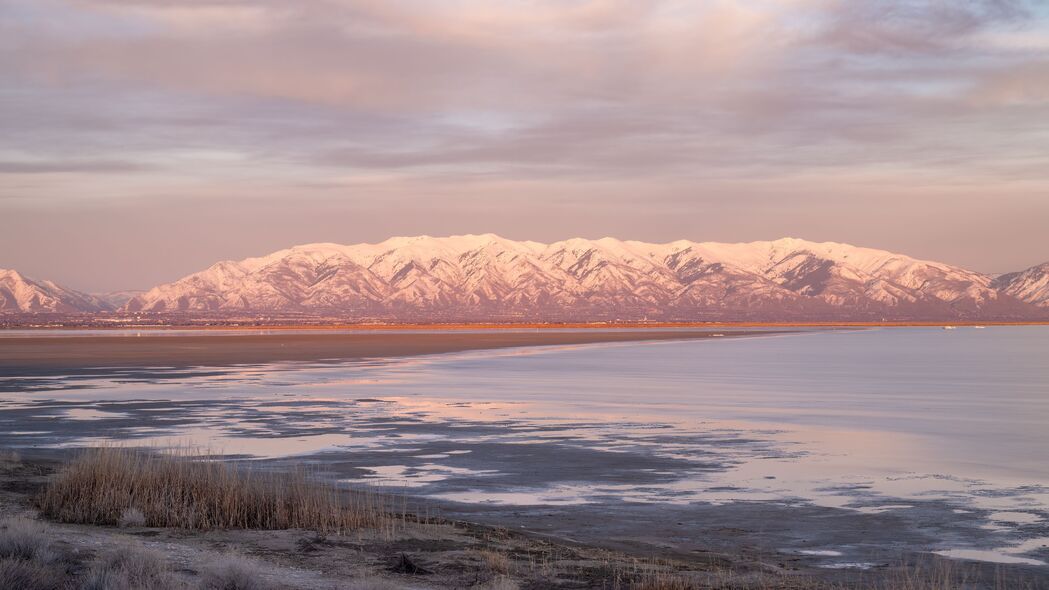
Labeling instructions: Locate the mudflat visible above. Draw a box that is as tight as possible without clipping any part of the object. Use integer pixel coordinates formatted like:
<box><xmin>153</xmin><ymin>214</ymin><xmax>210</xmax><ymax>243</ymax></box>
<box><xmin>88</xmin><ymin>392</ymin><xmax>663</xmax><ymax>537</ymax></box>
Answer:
<box><xmin>0</xmin><ymin>329</ymin><xmax>765</xmax><ymax>375</ymax></box>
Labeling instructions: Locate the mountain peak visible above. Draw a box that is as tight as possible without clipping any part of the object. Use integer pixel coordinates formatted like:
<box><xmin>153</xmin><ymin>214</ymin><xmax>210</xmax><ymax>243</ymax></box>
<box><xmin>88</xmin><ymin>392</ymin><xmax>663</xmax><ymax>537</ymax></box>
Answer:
<box><xmin>994</xmin><ymin>261</ymin><xmax>1049</xmax><ymax>308</ymax></box>
<box><xmin>0</xmin><ymin>269</ymin><xmax>112</xmax><ymax>313</ymax></box>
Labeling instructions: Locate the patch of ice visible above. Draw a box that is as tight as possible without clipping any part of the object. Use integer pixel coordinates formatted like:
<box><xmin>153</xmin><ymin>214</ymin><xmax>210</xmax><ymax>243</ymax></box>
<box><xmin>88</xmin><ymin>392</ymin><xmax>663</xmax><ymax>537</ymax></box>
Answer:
<box><xmin>433</xmin><ymin>485</ymin><xmax>594</xmax><ymax>506</ymax></box>
<box><xmin>988</xmin><ymin>511</ymin><xmax>1042</xmax><ymax>525</ymax></box>
<box><xmin>64</xmin><ymin>408</ymin><xmax>129</xmax><ymax>420</ymax></box>
<box><xmin>818</xmin><ymin>562</ymin><xmax>876</xmax><ymax>570</ymax></box>
<box><xmin>855</xmin><ymin>504</ymin><xmax>914</xmax><ymax>514</ymax></box>
<box><xmin>935</xmin><ymin>549</ymin><xmax>1045</xmax><ymax>567</ymax></box>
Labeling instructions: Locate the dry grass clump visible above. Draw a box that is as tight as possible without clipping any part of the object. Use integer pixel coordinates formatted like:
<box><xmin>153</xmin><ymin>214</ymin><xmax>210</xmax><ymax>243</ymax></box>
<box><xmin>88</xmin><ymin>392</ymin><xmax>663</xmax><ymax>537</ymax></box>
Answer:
<box><xmin>118</xmin><ymin>507</ymin><xmax>147</xmax><ymax>528</ymax></box>
<box><xmin>630</xmin><ymin>572</ymin><xmax>697</xmax><ymax>590</ymax></box>
<box><xmin>476</xmin><ymin>577</ymin><xmax>519</xmax><ymax>590</ymax></box>
<box><xmin>81</xmin><ymin>545</ymin><xmax>186</xmax><ymax>590</ymax></box>
<box><xmin>478</xmin><ymin>549</ymin><xmax>512</xmax><ymax>574</ymax></box>
<box><xmin>37</xmin><ymin>447</ymin><xmax>389</xmax><ymax>532</ymax></box>
<box><xmin>0</xmin><ymin>518</ymin><xmax>68</xmax><ymax>590</ymax></box>
<box><xmin>199</xmin><ymin>555</ymin><xmax>273</xmax><ymax>590</ymax></box>
<box><xmin>608</xmin><ymin>561</ymin><xmax>832</xmax><ymax>590</ymax></box>
<box><xmin>871</xmin><ymin>557</ymin><xmax>1047</xmax><ymax>590</ymax></box>
<box><xmin>0</xmin><ymin>558</ymin><xmax>67</xmax><ymax>590</ymax></box>
<box><xmin>0</xmin><ymin>518</ymin><xmax>59</xmax><ymax>564</ymax></box>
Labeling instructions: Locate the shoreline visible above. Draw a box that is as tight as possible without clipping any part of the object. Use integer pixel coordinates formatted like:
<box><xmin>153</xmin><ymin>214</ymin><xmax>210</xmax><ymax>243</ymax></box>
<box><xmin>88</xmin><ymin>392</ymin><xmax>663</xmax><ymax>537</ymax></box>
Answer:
<box><xmin>3</xmin><ymin>320</ymin><xmax>1048</xmax><ymax>331</ymax></box>
<box><xmin>4</xmin><ymin>329</ymin><xmax>1048</xmax><ymax>588</ymax></box>
<box><xmin>2</xmin><ymin>450</ymin><xmax>1044</xmax><ymax>589</ymax></box>
<box><xmin>0</xmin><ymin>329</ymin><xmax>784</xmax><ymax>375</ymax></box>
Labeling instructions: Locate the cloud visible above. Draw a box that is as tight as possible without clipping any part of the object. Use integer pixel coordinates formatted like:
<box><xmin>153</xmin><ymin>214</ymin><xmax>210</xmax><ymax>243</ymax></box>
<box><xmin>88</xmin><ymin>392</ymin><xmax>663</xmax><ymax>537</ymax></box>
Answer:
<box><xmin>0</xmin><ymin>159</ymin><xmax>151</xmax><ymax>174</ymax></box>
<box><xmin>1</xmin><ymin>0</ymin><xmax>1047</xmax><ymax>252</ymax></box>
<box><xmin>816</xmin><ymin>0</ymin><xmax>1032</xmax><ymax>55</ymax></box>
<box><xmin>968</xmin><ymin>59</ymin><xmax>1049</xmax><ymax>105</ymax></box>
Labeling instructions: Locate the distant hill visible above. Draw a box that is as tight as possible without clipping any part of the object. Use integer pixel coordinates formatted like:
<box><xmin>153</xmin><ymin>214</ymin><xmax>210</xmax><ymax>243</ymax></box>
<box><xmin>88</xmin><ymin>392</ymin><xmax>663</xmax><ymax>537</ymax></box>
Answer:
<box><xmin>94</xmin><ymin>290</ymin><xmax>146</xmax><ymax>309</ymax></box>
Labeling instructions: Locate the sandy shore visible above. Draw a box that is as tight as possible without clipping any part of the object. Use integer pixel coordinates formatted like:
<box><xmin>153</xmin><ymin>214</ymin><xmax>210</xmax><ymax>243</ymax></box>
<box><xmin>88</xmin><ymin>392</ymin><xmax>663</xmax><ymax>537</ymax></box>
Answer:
<box><xmin>0</xmin><ymin>329</ymin><xmax>772</xmax><ymax>375</ymax></box>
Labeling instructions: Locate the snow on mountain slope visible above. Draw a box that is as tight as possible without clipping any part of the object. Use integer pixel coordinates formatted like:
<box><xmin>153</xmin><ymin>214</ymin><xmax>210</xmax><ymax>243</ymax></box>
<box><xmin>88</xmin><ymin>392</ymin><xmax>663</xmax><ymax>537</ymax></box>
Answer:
<box><xmin>95</xmin><ymin>290</ymin><xmax>145</xmax><ymax>309</ymax></box>
<box><xmin>0</xmin><ymin>269</ymin><xmax>112</xmax><ymax>313</ymax></box>
<box><xmin>994</xmin><ymin>262</ymin><xmax>1049</xmax><ymax>307</ymax></box>
<box><xmin>684</xmin><ymin>238</ymin><xmax>998</xmax><ymax>306</ymax></box>
<box><xmin>120</xmin><ymin>235</ymin><xmax>1045</xmax><ymax>320</ymax></box>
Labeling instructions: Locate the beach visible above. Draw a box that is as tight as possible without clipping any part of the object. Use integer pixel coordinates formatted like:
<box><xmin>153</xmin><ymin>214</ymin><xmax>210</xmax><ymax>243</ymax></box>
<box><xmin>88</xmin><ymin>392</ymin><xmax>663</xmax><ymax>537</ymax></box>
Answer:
<box><xmin>0</xmin><ymin>328</ymin><xmax>766</xmax><ymax>375</ymax></box>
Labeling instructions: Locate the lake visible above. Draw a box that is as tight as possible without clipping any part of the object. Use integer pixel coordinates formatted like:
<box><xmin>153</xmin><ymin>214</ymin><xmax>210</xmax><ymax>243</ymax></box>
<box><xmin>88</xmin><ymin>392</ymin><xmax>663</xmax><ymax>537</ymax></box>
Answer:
<box><xmin>2</xmin><ymin>326</ymin><xmax>1047</xmax><ymax>571</ymax></box>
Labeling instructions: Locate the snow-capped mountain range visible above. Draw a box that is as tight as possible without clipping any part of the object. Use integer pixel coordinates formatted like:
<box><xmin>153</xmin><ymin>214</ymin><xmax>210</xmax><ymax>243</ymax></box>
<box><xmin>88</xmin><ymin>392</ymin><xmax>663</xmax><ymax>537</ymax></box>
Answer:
<box><xmin>0</xmin><ymin>269</ymin><xmax>113</xmax><ymax>314</ymax></box>
<box><xmin>994</xmin><ymin>262</ymin><xmax>1049</xmax><ymax>308</ymax></box>
<box><xmin>4</xmin><ymin>235</ymin><xmax>1049</xmax><ymax>320</ymax></box>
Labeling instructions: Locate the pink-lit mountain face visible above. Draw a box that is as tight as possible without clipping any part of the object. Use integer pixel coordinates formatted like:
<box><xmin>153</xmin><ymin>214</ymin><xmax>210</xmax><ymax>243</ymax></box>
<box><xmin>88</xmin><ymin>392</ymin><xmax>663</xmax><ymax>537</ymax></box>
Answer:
<box><xmin>0</xmin><ymin>269</ymin><xmax>112</xmax><ymax>313</ymax></box>
<box><xmin>994</xmin><ymin>263</ymin><xmax>1049</xmax><ymax>308</ymax></box>
<box><xmin>99</xmin><ymin>235</ymin><xmax>1049</xmax><ymax>322</ymax></box>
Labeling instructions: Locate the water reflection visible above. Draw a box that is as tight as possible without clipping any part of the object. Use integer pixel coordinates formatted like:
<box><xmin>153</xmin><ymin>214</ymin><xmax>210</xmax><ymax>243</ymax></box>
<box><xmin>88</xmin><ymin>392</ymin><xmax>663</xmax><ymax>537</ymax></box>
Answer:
<box><xmin>2</xmin><ymin>327</ymin><xmax>1048</xmax><ymax>567</ymax></box>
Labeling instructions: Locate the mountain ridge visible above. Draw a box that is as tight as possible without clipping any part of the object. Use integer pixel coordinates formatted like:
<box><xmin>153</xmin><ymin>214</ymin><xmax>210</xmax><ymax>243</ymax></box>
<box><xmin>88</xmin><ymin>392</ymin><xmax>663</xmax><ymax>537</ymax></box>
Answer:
<box><xmin>119</xmin><ymin>235</ymin><xmax>1047</xmax><ymax>321</ymax></box>
<box><xmin>0</xmin><ymin>269</ymin><xmax>114</xmax><ymax>314</ymax></box>
<box><xmin>994</xmin><ymin>262</ymin><xmax>1049</xmax><ymax>308</ymax></box>
<box><xmin>4</xmin><ymin>236</ymin><xmax>1047</xmax><ymax>320</ymax></box>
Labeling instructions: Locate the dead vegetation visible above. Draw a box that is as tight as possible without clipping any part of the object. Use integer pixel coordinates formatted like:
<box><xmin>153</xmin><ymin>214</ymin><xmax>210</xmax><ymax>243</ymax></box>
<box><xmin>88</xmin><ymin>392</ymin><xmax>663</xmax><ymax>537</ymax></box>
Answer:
<box><xmin>0</xmin><ymin>518</ymin><xmax>68</xmax><ymax>590</ymax></box>
<box><xmin>198</xmin><ymin>555</ymin><xmax>274</xmax><ymax>590</ymax></box>
<box><xmin>477</xmin><ymin>549</ymin><xmax>512</xmax><ymax>575</ymax></box>
<box><xmin>79</xmin><ymin>544</ymin><xmax>186</xmax><ymax>590</ymax></box>
<box><xmin>0</xmin><ymin>515</ymin><xmax>278</xmax><ymax>590</ymax></box>
<box><xmin>37</xmin><ymin>447</ymin><xmax>390</xmax><ymax>532</ymax></box>
<box><xmin>5</xmin><ymin>446</ymin><xmax>1045</xmax><ymax>590</ymax></box>
<box><xmin>0</xmin><ymin>558</ymin><xmax>68</xmax><ymax>590</ymax></box>
<box><xmin>118</xmin><ymin>506</ymin><xmax>147</xmax><ymax>528</ymax></box>
<box><xmin>0</xmin><ymin>517</ymin><xmax>58</xmax><ymax>563</ymax></box>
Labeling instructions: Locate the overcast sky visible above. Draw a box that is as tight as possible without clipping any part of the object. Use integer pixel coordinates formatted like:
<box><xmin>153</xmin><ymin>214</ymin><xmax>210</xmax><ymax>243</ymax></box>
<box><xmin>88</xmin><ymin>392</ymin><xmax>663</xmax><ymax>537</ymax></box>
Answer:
<box><xmin>2</xmin><ymin>0</ymin><xmax>1048</xmax><ymax>292</ymax></box>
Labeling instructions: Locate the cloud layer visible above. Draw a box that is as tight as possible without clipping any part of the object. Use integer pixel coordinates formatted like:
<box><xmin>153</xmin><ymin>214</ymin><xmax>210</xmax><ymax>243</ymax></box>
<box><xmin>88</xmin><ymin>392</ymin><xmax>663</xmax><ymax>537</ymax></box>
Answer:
<box><xmin>2</xmin><ymin>0</ymin><xmax>1048</xmax><ymax>290</ymax></box>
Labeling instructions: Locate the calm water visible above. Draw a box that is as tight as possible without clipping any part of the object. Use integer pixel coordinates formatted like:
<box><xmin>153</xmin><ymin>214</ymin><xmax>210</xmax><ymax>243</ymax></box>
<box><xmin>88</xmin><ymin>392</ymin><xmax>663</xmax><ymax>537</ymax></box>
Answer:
<box><xmin>2</xmin><ymin>327</ymin><xmax>1048</xmax><ymax>567</ymax></box>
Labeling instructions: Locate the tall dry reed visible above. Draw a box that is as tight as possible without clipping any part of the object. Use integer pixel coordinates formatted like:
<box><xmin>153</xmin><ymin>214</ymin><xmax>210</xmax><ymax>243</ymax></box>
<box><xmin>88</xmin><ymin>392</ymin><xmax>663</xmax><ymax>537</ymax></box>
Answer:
<box><xmin>37</xmin><ymin>447</ymin><xmax>389</xmax><ymax>533</ymax></box>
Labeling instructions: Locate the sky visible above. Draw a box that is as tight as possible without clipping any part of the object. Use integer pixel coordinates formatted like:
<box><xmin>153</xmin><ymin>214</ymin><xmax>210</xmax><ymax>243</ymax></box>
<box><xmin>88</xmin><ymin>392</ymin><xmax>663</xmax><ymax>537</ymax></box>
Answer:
<box><xmin>2</xmin><ymin>0</ymin><xmax>1049</xmax><ymax>292</ymax></box>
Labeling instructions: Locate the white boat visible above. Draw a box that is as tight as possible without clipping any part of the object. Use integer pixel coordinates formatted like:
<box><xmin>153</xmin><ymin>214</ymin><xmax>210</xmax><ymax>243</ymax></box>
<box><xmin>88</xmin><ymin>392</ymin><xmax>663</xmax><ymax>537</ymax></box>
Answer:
<box><xmin>943</xmin><ymin>326</ymin><xmax>957</xmax><ymax>330</ymax></box>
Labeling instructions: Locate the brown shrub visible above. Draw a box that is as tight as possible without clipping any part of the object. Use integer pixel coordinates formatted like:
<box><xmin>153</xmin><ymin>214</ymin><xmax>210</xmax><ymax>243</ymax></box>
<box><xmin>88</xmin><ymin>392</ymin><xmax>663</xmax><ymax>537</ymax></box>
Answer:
<box><xmin>478</xmin><ymin>549</ymin><xmax>512</xmax><ymax>574</ymax></box>
<box><xmin>37</xmin><ymin>447</ymin><xmax>389</xmax><ymax>532</ymax></box>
